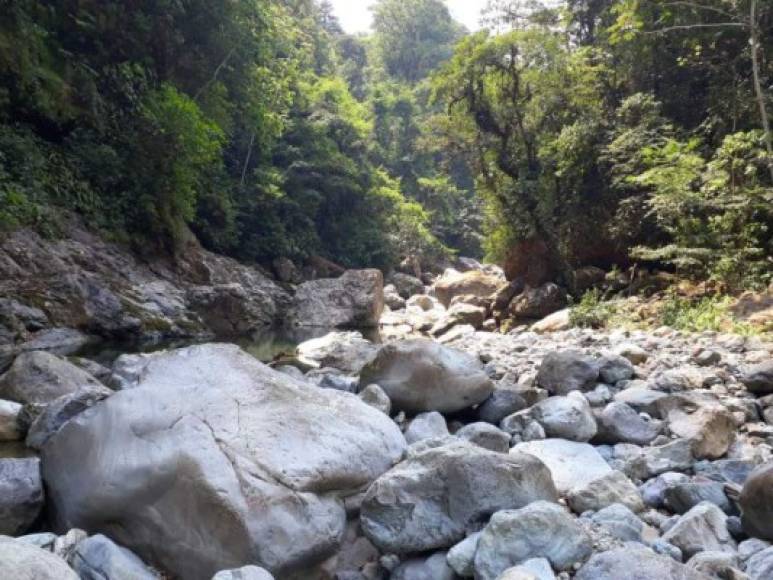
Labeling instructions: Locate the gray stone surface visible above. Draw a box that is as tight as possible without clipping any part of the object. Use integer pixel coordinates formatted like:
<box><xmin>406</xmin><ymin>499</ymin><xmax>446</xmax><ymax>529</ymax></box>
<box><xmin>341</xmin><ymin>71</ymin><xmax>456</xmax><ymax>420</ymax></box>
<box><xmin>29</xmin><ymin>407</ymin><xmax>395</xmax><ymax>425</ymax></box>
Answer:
<box><xmin>531</xmin><ymin>392</ymin><xmax>597</xmax><ymax>442</ymax></box>
<box><xmin>287</xmin><ymin>270</ymin><xmax>384</xmax><ymax>328</ymax></box>
<box><xmin>594</xmin><ymin>402</ymin><xmax>661</xmax><ymax>445</ymax></box>
<box><xmin>447</xmin><ymin>532</ymin><xmax>480</xmax><ymax>577</ymax></box>
<box><xmin>26</xmin><ymin>384</ymin><xmax>112</xmax><ymax>450</ymax></box>
<box><xmin>746</xmin><ymin>547</ymin><xmax>773</xmax><ymax>580</ymax></box>
<box><xmin>71</xmin><ymin>534</ymin><xmax>158</xmax><ymax>580</ymax></box>
<box><xmin>0</xmin><ymin>535</ymin><xmax>79</xmax><ymax>580</ymax></box>
<box><xmin>455</xmin><ymin>422</ymin><xmax>510</xmax><ymax>453</ymax></box>
<box><xmin>361</xmin><ymin>442</ymin><xmax>558</xmax><ymax>554</ymax></box>
<box><xmin>391</xmin><ymin>551</ymin><xmax>456</xmax><ymax>580</ymax></box>
<box><xmin>0</xmin><ymin>399</ymin><xmax>22</xmax><ymax>441</ymax></box>
<box><xmin>741</xmin><ymin>361</ymin><xmax>773</xmax><ymax>395</ymax></box>
<box><xmin>574</xmin><ymin>546</ymin><xmax>710</xmax><ymax>580</ymax></box>
<box><xmin>211</xmin><ymin>566</ymin><xmax>275</xmax><ymax>580</ymax></box>
<box><xmin>567</xmin><ymin>470</ymin><xmax>644</xmax><ymax>514</ymax></box>
<box><xmin>295</xmin><ymin>332</ymin><xmax>378</xmax><ymax>374</ymax></box>
<box><xmin>0</xmin><ymin>351</ymin><xmax>102</xmax><ymax>405</ymax></box>
<box><xmin>405</xmin><ymin>412</ymin><xmax>449</xmax><ymax>444</ymax></box>
<box><xmin>0</xmin><ymin>458</ymin><xmax>43</xmax><ymax>535</ymax></box>
<box><xmin>536</xmin><ymin>351</ymin><xmax>599</xmax><ymax>395</ymax></box>
<box><xmin>739</xmin><ymin>462</ymin><xmax>773</xmax><ymax>541</ymax></box>
<box><xmin>513</xmin><ymin>439</ymin><xmax>612</xmax><ymax>494</ymax></box>
<box><xmin>496</xmin><ymin>558</ymin><xmax>556</xmax><ymax>580</ymax></box>
<box><xmin>359</xmin><ymin>339</ymin><xmax>494</xmax><ymax>413</ymax></box>
<box><xmin>42</xmin><ymin>344</ymin><xmax>405</xmax><ymax>580</ymax></box>
<box><xmin>668</xmin><ymin>405</ymin><xmax>736</xmax><ymax>460</ymax></box>
<box><xmin>477</xmin><ymin>389</ymin><xmax>528</xmax><ymax>424</ymax></box>
<box><xmin>358</xmin><ymin>384</ymin><xmax>391</xmax><ymax>415</ymax></box>
<box><xmin>662</xmin><ymin>502</ymin><xmax>736</xmax><ymax>560</ymax></box>
<box><xmin>474</xmin><ymin>502</ymin><xmax>592</xmax><ymax>579</ymax></box>
<box><xmin>589</xmin><ymin>503</ymin><xmax>644</xmax><ymax>542</ymax></box>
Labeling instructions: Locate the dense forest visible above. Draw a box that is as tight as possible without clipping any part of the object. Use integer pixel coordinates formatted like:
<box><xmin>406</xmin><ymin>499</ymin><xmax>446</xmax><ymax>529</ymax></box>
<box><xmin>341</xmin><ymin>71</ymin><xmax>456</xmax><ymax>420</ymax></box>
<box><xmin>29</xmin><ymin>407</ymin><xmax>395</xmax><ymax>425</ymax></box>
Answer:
<box><xmin>1</xmin><ymin>0</ymin><xmax>771</xmax><ymax>290</ymax></box>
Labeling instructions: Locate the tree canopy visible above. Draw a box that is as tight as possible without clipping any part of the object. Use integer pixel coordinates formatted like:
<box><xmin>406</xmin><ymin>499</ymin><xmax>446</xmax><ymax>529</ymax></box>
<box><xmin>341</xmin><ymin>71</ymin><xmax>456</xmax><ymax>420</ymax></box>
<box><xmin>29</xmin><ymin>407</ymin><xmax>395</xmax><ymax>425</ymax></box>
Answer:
<box><xmin>0</xmin><ymin>0</ymin><xmax>770</xmax><ymax>289</ymax></box>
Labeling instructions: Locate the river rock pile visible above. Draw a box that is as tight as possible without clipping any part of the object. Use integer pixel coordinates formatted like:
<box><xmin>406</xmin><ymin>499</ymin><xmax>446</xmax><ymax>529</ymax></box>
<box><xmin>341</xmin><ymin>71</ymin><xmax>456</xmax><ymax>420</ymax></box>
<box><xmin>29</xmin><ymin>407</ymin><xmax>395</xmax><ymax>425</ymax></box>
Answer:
<box><xmin>0</xmin><ymin>266</ymin><xmax>772</xmax><ymax>580</ymax></box>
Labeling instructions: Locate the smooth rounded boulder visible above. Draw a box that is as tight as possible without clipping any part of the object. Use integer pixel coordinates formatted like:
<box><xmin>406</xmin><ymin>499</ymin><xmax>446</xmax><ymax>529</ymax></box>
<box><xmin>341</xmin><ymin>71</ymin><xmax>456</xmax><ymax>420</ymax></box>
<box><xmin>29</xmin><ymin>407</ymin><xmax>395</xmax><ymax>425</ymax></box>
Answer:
<box><xmin>575</xmin><ymin>546</ymin><xmax>710</xmax><ymax>580</ymax></box>
<box><xmin>739</xmin><ymin>462</ymin><xmax>773</xmax><ymax>541</ymax></box>
<box><xmin>359</xmin><ymin>339</ymin><xmax>494</xmax><ymax>413</ymax></box>
<box><xmin>0</xmin><ymin>535</ymin><xmax>79</xmax><ymax>580</ymax></box>
<box><xmin>0</xmin><ymin>351</ymin><xmax>102</xmax><ymax>405</ymax></box>
<box><xmin>287</xmin><ymin>269</ymin><xmax>384</xmax><ymax>328</ymax></box>
<box><xmin>433</xmin><ymin>270</ymin><xmax>501</xmax><ymax>309</ymax></box>
<box><xmin>474</xmin><ymin>502</ymin><xmax>592</xmax><ymax>579</ymax></box>
<box><xmin>0</xmin><ymin>458</ymin><xmax>44</xmax><ymax>535</ymax></box>
<box><xmin>42</xmin><ymin>344</ymin><xmax>406</xmax><ymax>580</ymax></box>
<box><xmin>361</xmin><ymin>441</ymin><xmax>558</xmax><ymax>554</ymax></box>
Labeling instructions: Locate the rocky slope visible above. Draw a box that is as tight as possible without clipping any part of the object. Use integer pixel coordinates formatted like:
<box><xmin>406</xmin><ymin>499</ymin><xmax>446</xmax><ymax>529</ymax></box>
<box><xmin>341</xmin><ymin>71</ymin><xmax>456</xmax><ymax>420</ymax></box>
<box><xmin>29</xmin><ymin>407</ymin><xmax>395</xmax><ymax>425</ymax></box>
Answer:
<box><xmin>1</xmin><ymin>255</ymin><xmax>773</xmax><ymax>580</ymax></box>
<box><xmin>0</xmin><ymin>223</ymin><xmax>388</xmax><ymax>373</ymax></box>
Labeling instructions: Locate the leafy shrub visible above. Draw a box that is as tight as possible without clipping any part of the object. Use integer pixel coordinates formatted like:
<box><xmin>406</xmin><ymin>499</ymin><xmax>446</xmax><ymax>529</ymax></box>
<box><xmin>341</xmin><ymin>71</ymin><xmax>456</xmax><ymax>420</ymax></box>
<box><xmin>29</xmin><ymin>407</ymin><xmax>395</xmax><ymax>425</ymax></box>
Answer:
<box><xmin>658</xmin><ymin>292</ymin><xmax>755</xmax><ymax>334</ymax></box>
<box><xmin>570</xmin><ymin>289</ymin><xmax>616</xmax><ymax>328</ymax></box>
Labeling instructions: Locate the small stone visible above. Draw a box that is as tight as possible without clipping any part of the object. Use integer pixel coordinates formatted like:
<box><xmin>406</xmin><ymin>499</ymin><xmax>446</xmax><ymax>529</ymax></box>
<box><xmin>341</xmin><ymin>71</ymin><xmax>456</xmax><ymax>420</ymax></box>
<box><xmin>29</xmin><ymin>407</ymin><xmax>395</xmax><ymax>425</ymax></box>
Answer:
<box><xmin>447</xmin><ymin>532</ymin><xmax>480</xmax><ymax>577</ymax></box>
<box><xmin>662</xmin><ymin>502</ymin><xmax>736</xmax><ymax>560</ymax></box>
<box><xmin>0</xmin><ymin>399</ymin><xmax>23</xmax><ymax>441</ymax></box>
<box><xmin>567</xmin><ymin>470</ymin><xmax>644</xmax><ymax>514</ymax></box>
<box><xmin>536</xmin><ymin>351</ymin><xmax>599</xmax><ymax>395</ymax></box>
<box><xmin>589</xmin><ymin>503</ymin><xmax>644</xmax><ymax>542</ymax></box>
<box><xmin>531</xmin><ymin>392</ymin><xmax>597</xmax><ymax>442</ymax></box>
<box><xmin>478</xmin><ymin>389</ymin><xmax>528</xmax><ymax>424</ymax></box>
<box><xmin>456</xmin><ymin>423</ymin><xmax>510</xmax><ymax>453</ymax></box>
<box><xmin>71</xmin><ymin>534</ymin><xmax>159</xmax><ymax>580</ymax></box>
<box><xmin>514</xmin><ymin>439</ymin><xmax>612</xmax><ymax>495</ymax></box>
<box><xmin>594</xmin><ymin>401</ymin><xmax>661</xmax><ymax>445</ymax></box>
<box><xmin>358</xmin><ymin>384</ymin><xmax>392</xmax><ymax>415</ymax></box>
<box><xmin>598</xmin><ymin>354</ymin><xmax>635</xmax><ymax>384</ymax></box>
<box><xmin>404</xmin><ymin>412</ymin><xmax>449</xmax><ymax>444</ymax></box>
<box><xmin>474</xmin><ymin>502</ymin><xmax>592</xmax><ymax>579</ymax></box>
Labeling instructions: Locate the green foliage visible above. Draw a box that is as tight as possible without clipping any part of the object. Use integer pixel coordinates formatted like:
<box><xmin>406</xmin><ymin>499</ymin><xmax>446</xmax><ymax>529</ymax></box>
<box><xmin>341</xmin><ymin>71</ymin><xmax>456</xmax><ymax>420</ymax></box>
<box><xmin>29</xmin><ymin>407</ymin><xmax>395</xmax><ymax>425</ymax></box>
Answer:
<box><xmin>658</xmin><ymin>292</ymin><xmax>755</xmax><ymax>334</ymax></box>
<box><xmin>570</xmin><ymin>289</ymin><xmax>616</xmax><ymax>328</ymax></box>
<box><xmin>632</xmin><ymin>131</ymin><xmax>772</xmax><ymax>290</ymax></box>
<box><xmin>372</xmin><ymin>0</ymin><xmax>465</xmax><ymax>83</ymax></box>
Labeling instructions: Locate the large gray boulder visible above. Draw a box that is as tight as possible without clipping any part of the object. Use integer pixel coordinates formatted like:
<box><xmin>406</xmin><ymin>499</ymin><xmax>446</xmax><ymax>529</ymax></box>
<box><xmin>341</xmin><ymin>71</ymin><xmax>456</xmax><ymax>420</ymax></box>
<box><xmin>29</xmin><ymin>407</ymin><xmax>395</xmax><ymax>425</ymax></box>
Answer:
<box><xmin>536</xmin><ymin>351</ymin><xmax>599</xmax><ymax>395</ymax></box>
<box><xmin>474</xmin><ymin>502</ymin><xmax>592</xmax><ymax>580</ymax></box>
<box><xmin>295</xmin><ymin>332</ymin><xmax>379</xmax><ymax>374</ymax></box>
<box><xmin>0</xmin><ymin>351</ymin><xmax>102</xmax><ymax>405</ymax></box>
<box><xmin>41</xmin><ymin>344</ymin><xmax>406</xmax><ymax>580</ymax></box>
<box><xmin>575</xmin><ymin>546</ymin><xmax>710</xmax><ymax>580</ymax></box>
<box><xmin>359</xmin><ymin>340</ymin><xmax>494</xmax><ymax>413</ymax></box>
<box><xmin>287</xmin><ymin>270</ymin><xmax>384</xmax><ymax>328</ymax></box>
<box><xmin>0</xmin><ymin>458</ymin><xmax>44</xmax><ymax>535</ymax></box>
<box><xmin>71</xmin><ymin>534</ymin><xmax>158</xmax><ymax>580</ymax></box>
<box><xmin>530</xmin><ymin>392</ymin><xmax>597</xmax><ymax>442</ymax></box>
<box><xmin>0</xmin><ymin>535</ymin><xmax>79</xmax><ymax>580</ymax></box>
<box><xmin>360</xmin><ymin>442</ymin><xmax>558</xmax><ymax>554</ymax></box>
<box><xmin>433</xmin><ymin>270</ymin><xmax>501</xmax><ymax>308</ymax></box>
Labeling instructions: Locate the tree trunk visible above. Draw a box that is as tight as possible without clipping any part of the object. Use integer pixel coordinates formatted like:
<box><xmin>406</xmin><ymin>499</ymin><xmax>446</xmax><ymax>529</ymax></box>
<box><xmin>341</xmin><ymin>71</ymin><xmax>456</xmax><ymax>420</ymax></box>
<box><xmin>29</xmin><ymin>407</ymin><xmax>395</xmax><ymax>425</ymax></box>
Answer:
<box><xmin>750</xmin><ymin>0</ymin><xmax>773</xmax><ymax>182</ymax></box>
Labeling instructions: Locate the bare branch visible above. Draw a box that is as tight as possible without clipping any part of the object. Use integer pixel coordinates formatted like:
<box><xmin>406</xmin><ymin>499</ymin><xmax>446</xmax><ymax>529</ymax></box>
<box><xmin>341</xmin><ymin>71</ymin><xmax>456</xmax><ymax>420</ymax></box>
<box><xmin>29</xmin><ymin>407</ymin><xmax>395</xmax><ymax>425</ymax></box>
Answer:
<box><xmin>660</xmin><ymin>1</ymin><xmax>737</xmax><ymax>21</ymax></box>
<box><xmin>643</xmin><ymin>22</ymin><xmax>747</xmax><ymax>34</ymax></box>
